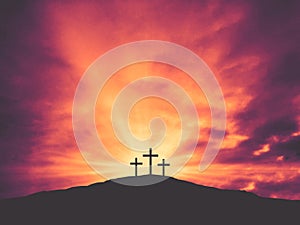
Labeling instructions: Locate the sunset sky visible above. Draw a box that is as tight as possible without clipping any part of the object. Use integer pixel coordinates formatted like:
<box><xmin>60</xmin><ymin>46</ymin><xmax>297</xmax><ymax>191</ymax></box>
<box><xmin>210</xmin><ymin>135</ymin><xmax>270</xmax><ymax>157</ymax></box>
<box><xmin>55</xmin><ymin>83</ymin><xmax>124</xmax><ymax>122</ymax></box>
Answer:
<box><xmin>0</xmin><ymin>0</ymin><xmax>299</xmax><ymax>200</ymax></box>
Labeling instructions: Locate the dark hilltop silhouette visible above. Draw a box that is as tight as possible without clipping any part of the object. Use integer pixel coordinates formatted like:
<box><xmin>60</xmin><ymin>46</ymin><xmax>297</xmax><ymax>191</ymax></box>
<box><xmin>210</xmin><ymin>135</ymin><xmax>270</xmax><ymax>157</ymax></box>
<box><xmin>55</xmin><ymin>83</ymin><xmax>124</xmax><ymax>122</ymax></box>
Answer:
<box><xmin>0</xmin><ymin>175</ymin><xmax>299</xmax><ymax>225</ymax></box>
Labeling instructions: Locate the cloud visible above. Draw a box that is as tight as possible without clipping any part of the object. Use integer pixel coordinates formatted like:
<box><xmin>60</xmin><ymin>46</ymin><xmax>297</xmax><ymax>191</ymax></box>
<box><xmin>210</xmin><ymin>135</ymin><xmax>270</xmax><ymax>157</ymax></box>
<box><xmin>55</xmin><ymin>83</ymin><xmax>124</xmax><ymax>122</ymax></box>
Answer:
<box><xmin>254</xmin><ymin>176</ymin><xmax>300</xmax><ymax>200</ymax></box>
<box><xmin>0</xmin><ymin>0</ymin><xmax>75</xmax><ymax>198</ymax></box>
<box><xmin>217</xmin><ymin>0</ymin><xmax>300</xmax><ymax>164</ymax></box>
<box><xmin>0</xmin><ymin>0</ymin><xmax>299</xmax><ymax>200</ymax></box>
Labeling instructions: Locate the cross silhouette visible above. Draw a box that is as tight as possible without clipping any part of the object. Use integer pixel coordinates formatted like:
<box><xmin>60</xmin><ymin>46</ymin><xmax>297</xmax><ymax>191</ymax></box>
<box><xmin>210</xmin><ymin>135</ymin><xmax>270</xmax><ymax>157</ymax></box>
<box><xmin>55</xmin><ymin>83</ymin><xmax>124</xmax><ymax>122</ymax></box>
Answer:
<box><xmin>143</xmin><ymin>148</ymin><xmax>158</xmax><ymax>175</ymax></box>
<box><xmin>130</xmin><ymin>157</ymin><xmax>143</xmax><ymax>176</ymax></box>
<box><xmin>157</xmin><ymin>159</ymin><xmax>170</xmax><ymax>176</ymax></box>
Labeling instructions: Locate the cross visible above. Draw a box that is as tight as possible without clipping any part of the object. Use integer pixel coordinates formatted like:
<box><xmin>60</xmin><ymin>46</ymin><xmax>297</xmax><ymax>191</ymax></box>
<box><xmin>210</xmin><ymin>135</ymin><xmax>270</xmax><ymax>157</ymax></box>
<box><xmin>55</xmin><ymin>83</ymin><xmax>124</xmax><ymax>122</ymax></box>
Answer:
<box><xmin>130</xmin><ymin>157</ymin><xmax>143</xmax><ymax>176</ymax></box>
<box><xmin>142</xmin><ymin>148</ymin><xmax>158</xmax><ymax>175</ymax></box>
<box><xmin>157</xmin><ymin>159</ymin><xmax>170</xmax><ymax>176</ymax></box>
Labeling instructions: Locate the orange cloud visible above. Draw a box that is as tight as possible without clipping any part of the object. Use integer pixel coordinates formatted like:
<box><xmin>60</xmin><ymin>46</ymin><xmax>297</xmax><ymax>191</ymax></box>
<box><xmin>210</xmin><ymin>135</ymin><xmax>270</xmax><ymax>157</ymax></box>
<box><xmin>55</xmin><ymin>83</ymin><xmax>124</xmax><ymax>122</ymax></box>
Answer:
<box><xmin>1</xmin><ymin>0</ymin><xmax>299</xmax><ymax>200</ymax></box>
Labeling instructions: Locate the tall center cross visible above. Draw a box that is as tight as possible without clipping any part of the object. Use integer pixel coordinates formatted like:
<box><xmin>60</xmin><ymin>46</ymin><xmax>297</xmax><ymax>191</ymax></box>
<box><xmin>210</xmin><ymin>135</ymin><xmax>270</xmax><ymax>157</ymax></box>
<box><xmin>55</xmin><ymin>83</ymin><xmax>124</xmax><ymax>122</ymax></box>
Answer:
<box><xmin>130</xmin><ymin>157</ymin><xmax>143</xmax><ymax>176</ymax></box>
<box><xmin>143</xmin><ymin>148</ymin><xmax>158</xmax><ymax>175</ymax></box>
<box><xmin>157</xmin><ymin>159</ymin><xmax>170</xmax><ymax>176</ymax></box>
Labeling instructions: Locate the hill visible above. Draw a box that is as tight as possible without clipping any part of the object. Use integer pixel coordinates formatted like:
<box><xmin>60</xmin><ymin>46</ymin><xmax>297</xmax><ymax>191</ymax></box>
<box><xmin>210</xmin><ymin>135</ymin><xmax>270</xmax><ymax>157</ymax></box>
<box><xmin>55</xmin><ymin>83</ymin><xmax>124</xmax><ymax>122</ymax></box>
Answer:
<box><xmin>0</xmin><ymin>175</ymin><xmax>299</xmax><ymax>224</ymax></box>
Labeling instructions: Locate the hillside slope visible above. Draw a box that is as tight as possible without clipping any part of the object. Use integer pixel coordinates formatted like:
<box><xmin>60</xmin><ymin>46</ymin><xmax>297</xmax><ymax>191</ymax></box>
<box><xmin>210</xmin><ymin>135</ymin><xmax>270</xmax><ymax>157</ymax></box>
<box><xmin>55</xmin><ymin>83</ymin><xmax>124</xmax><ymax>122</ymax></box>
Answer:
<box><xmin>0</xmin><ymin>175</ymin><xmax>299</xmax><ymax>224</ymax></box>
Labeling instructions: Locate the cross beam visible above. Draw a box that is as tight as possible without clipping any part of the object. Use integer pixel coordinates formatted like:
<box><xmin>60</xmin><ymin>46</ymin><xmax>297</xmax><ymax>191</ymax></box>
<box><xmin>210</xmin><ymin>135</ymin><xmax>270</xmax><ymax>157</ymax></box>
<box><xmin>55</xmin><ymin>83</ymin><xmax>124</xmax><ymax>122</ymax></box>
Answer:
<box><xmin>143</xmin><ymin>148</ymin><xmax>158</xmax><ymax>175</ymax></box>
<box><xmin>157</xmin><ymin>159</ymin><xmax>170</xmax><ymax>176</ymax></box>
<box><xmin>130</xmin><ymin>157</ymin><xmax>143</xmax><ymax>176</ymax></box>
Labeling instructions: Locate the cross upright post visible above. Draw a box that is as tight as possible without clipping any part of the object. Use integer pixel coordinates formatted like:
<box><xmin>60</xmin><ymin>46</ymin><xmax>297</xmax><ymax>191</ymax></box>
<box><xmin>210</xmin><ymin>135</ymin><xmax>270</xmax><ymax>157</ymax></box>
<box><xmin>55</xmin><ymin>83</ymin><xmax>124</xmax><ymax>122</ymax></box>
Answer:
<box><xmin>130</xmin><ymin>157</ymin><xmax>143</xmax><ymax>176</ymax></box>
<box><xmin>143</xmin><ymin>148</ymin><xmax>159</xmax><ymax>175</ymax></box>
<box><xmin>157</xmin><ymin>159</ymin><xmax>170</xmax><ymax>176</ymax></box>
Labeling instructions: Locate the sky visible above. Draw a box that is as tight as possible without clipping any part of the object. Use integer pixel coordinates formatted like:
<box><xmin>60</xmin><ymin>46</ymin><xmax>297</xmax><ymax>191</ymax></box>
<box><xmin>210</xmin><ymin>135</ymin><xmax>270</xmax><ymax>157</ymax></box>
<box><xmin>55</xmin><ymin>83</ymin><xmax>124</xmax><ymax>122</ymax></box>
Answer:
<box><xmin>0</xmin><ymin>0</ymin><xmax>299</xmax><ymax>200</ymax></box>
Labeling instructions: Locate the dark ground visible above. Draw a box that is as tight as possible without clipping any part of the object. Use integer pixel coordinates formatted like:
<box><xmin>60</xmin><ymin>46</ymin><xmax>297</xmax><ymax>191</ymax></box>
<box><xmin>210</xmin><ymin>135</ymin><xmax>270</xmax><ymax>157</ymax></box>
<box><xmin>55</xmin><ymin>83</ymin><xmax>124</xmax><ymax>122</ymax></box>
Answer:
<box><xmin>0</xmin><ymin>175</ymin><xmax>299</xmax><ymax>225</ymax></box>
